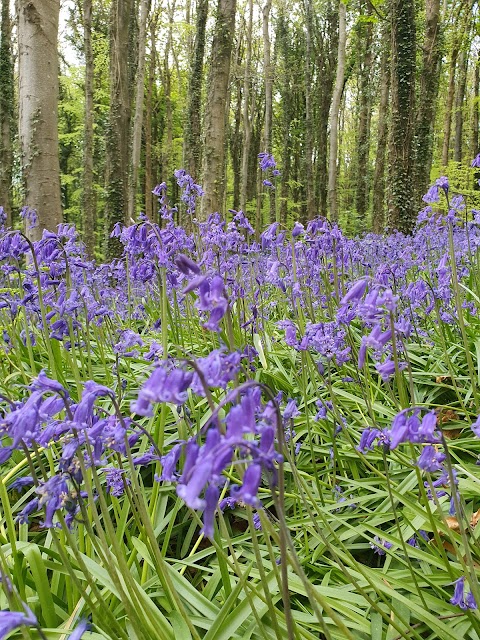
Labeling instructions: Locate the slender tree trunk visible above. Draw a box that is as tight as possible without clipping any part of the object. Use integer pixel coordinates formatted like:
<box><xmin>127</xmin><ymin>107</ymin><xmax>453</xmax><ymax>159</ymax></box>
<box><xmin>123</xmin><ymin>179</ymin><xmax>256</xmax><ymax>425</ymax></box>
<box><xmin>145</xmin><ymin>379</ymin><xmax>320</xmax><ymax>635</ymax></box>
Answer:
<box><xmin>304</xmin><ymin>0</ymin><xmax>315</xmax><ymax>221</ymax></box>
<box><xmin>231</xmin><ymin>78</ymin><xmax>242</xmax><ymax>212</ymax></box>
<box><xmin>328</xmin><ymin>1</ymin><xmax>346</xmax><ymax>222</ymax></box>
<box><xmin>454</xmin><ymin>48</ymin><xmax>468</xmax><ymax>163</ymax></box>
<box><xmin>83</xmin><ymin>0</ymin><xmax>96</xmax><ymax>257</ymax></box>
<box><xmin>184</xmin><ymin>0</ymin><xmax>208</xmax><ymax>180</ymax></box>
<box><xmin>144</xmin><ymin>18</ymin><xmax>157</xmax><ymax>222</ymax></box>
<box><xmin>263</xmin><ymin>0</ymin><xmax>273</xmax><ymax>152</ymax></box>
<box><xmin>316</xmin><ymin>4</ymin><xmax>338</xmax><ymax>217</ymax></box>
<box><xmin>201</xmin><ymin>0</ymin><xmax>237</xmax><ymax>218</ymax></box>
<box><xmin>164</xmin><ymin>0</ymin><xmax>175</xmax><ymax>198</ymax></box>
<box><xmin>0</xmin><ymin>0</ymin><xmax>13</xmax><ymax>227</ymax></box>
<box><xmin>372</xmin><ymin>23</ymin><xmax>390</xmax><ymax>233</ymax></box>
<box><xmin>441</xmin><ymin>45</ymin><xmax>459</xmax><ymax>166</ymax></box>
<box><xmin>472</xmin><ymin>52</ymin><xmax>480</xmax><ymax>156</ymax></box>
<box><xmin>18</xmin><ymin>0</ymin><xmax>63</xmax><ymax>241</ymax></box>
<box><xmin>128</xmin><ymin>0</ymin><xmax>150</xmax><ymax>222</ymax></box>
<box><xmin>354</xmin><ymin>2</ymin><xmax>374</xmax><ymax>227</ymax></box>
<box><xmin>104</xmin><ymin>0</ymin><xmax>134</xmax><ymax>258</ymax></box>
<box><xmin>388</xmin><ymin>0</ymin><xmax>416</xmax><ymax>233</ymax></box>
<box><xmin>240</xmin><ymin>0</ymin><xmax>254</xmax><ymax>212</ymax></box>
<box><xmin>414</xmin><ymin>0</ymin><xmax>442</xmax><ymax>205</ymax></box>
<box><xmin>262</xmin><ymin>0</ymin><xmax>274</xmax><ymax>221</ymax></box>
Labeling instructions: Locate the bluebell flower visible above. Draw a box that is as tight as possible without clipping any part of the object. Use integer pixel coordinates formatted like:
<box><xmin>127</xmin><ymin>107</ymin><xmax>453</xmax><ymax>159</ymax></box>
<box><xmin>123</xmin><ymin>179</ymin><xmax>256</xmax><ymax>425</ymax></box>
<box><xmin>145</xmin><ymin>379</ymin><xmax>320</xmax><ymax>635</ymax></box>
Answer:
<box><xmin>69</xmin><ymin>618</ymin><xmax>91</xmax><ymax>640</ymax></box>
<box><xmin>417</xmin><ymin>445</ymin><xmax>445</xmax><ymax>472</ymax></box>
<box><xmin>0</xmin><ymin>606</ymin><xmax>38</xmax><ymax>639</ymax></box>
<box><xmin>370</xmin><ymin>536</ymin><xmax>392</xmax><ymax>556</ymax></box>
<box><xmin>450</xmin><ymin>576</ymin><xmax>477</xmax><ymax>610</ymax></box>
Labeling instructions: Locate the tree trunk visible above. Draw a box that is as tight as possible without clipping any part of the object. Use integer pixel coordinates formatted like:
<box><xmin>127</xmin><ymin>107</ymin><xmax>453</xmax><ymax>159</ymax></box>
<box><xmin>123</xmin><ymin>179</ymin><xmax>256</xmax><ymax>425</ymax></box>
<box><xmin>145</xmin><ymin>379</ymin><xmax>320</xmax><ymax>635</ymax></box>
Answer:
<box><xmin>262</xmin><ymin>0</ymin><xmax>275</xmax><ymax>221</ymax></box>
<box><xmin>128</xmin><ymin>0</ymin><xmax>150</xmax><ymax>223</ymax></box>
<box><xmin>104</xmin><ymin>0</ymin><xmax>134</xmax><ymax>258</ymax></box>
<box><xmin>0</xmin><ymin>0</ymin><xmax>13</xmax><ymax>227</ymax></box>
<box><xmin>201</xmin><ymin>0</ymin><xmax>237</xmax><ymax>218</ymax></box>
<box><xmin>472</xmin><ymin>51</ymin><xmax>480</xmax><ymax>157</ymax></box>
<box><xmin>414</xmin><ymin>0</ymin><xmax>442</xmax><ymax>205</ymax></box>
<box><xmin>454</xmin><ymin>48</ymin><xmax>468</xmax><ymax>163</ymax></box>
<box><xmin>144</xmin><ymin>17</ymin><xmax>157</xmax><ymax>222</ymax></box>
<box><xmin>183</xmin><ymin>0</ymin><xmax>208</xmax><ymax>181</ymax></box>
<box><xmin>83</xmin><ymin>0</ymin><xmax>95</xmax><ymax>257</ymax></box>
<box><xmin>263</xmin><ymin>0</ymin><xmax>273</xmax><ymax>153</ymax></box>
<box><xmin>240</xmin><ymin>0</ymin><xmax>253</xmax><ymax>212</ymax></box>
<box><xmin>441</xmin><ymin>45</ymin><xmax>458</xmax><ymax>167</ymax></box>
<box><xmin>372</xmin><ymin>21</ymin><xmax>390</xmax><ymax>234</ymax></box>
<box><xmin>18</xmin><ymin>0</ymin><xmax>63</xmax><ymax>241</ymax></box>
<box><xmin>328</xmin><ymin>1</ymin><xmax>346</xmax><ymax>222</ymax></box>
<box><xmin>387</xmin><ymin>0</ymin><xmax>416</xmax><ymax>233</ymax></box>
<box><xmin>354</xmin><ymin>2</ymin><xmax>374</xmax><ymax>228</ymax></box>
<box><xmin>231</xmin><ymin>76</ymin><xmax>242</xmax><ymax>212</ymax></box>
<box><xmin>304</xmin><ymin>0</ymin><xmax>315</xmax><ymax>221</ymax></box>
<box><xmin>316</xmin><ymin>3</ymin><xmax>338</xmax><ymax>217</ymax></box>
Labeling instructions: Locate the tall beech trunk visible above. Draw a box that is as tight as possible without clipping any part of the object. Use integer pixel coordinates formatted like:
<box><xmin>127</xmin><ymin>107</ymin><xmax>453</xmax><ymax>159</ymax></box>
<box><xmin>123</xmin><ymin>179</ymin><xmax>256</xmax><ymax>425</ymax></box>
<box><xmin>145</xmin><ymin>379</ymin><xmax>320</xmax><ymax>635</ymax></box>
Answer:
<box><xmin>414</xmin><ymin>0</ymin><xmax>442</xmax><ymax>205</ymax></box>
<box><xmin>316</xmin><ymin>3</ymin><xmax>338</xmax><ymax>216</ymax></box>
<box><xmin>201</xmin><ymin>0</ymin><xmax>237</xmax><ymax>218</ymax></box>
<box><xmin>263</xmin><ymin>0</ymin><xmax>273</xmax><ymax>153</ymax></box>
<box><xmin>83</xmin><ymin>0</ymin><xmax>95</xmax><ymax>257</ymax></box>
<box><xmin>231</xmin><ymin>77</ymin><xmax>242</xmax><ymax>212</ymax></box>
<box><xmin>240</xmin><ymin>0</ymin><xmax>254</xmax><ymax>212</ymax></box>
<box><xmin>454</xmin><ymin>48</ymin><xmax>468</xmax><ymax>163</ymax></box>
<box><xmin>262</xmin><ymin>0</ymin><xmax>274</xmax><ymax>221</ymax></box>
<box><xmin>472</xmin><ymin>52</ymin><xmax>480</xmax><ymax>156</ymax></box>
<box><xmin>304</xmin><ymin>0</ymin><xmax>315</xmax><ymax>220</ymax></box>
<box><xmin>441</xmin><ymin>45</ymin><xmax>459</xmax><ymax>166</ymax></box>
<box><xmin>144</xmin><ymin>18</ymin><xmax>157</xmax><ymax>222</ymax></box>
<box><xmin>372</xmin><ymin>22</ymin><xmax>390</xmax><ymax>233</ymax></box>
<box><xmin>388</xmin><ymin>0</ymin><xmax>416</xmax><ymax>233</ymax></box>
<box><xmin>104</xmin><ymin>0</ymin><xmax>134</xmax><ymax>258</ymax></box>
<box><xmin>277</xmin><ymin>12</ymin><xmax>292</xmax><ymax>224</ymax></box>
<box><xmin>354</xmin><ymin>2</ymin><xmax>374</xmax><ymax>226</ymax></box>
<box><xmin>0</xmin><ymin>0</ymin><xmax>13</xmax><ymax>227</ymax></box>
<box><xmin>128</xmin><ymin>0</ymin><xmax>150</xmax><ymax>222</ymax></box>
<box><xmin>18</xmin><ymin>0</ymin><xmax>63</xmax><ymax>241</ymax></box>
<box><xmin>184</xmin><ymin>0</ymin><xmax>208</xmax><ymax>180</ymax></box>
<box><xmin>328</xmin><ymin>1</ymin><xmax>346</xmax><ymax>222</ymax></box>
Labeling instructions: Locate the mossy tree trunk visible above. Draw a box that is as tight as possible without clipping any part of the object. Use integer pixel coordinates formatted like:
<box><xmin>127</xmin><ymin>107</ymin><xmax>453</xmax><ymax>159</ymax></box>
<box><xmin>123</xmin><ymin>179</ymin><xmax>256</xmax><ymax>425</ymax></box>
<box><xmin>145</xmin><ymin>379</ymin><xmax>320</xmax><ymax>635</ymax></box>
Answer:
<box><xmin>0</xmin><ymin>0</ymin><xmax>13</xmax><ymax>227</ymax></box>
<box><xmin>104</xmin><ymin>0</ymin><xmax>134</xmax><ymax>258</ymax></box>
<box><xmin>387</xmin><ymin>0</ymin><xmax>416</xmax><ymax>233</ymax></box>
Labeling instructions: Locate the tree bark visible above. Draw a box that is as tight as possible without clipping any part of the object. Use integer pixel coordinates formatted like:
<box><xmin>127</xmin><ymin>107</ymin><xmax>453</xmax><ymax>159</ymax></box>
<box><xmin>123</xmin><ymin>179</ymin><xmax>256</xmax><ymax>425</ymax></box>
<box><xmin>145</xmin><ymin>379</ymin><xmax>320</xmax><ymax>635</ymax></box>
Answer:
<box><xmin>104</xmin><ymin>0</ymin><xmax>134</xmax><ymax>258</ymax></box>
<box><xmin>328</xmin><ymin>1</ymin><xmax>346</xmax><ymax>222</ymax></box>
<box><xmin>183</xmin><ymin>0</ymin><xmax>208</xmax><ymax>180</ymax></box>
<box><xmin>83</xmin><ymin>0</ymin><xmax>95</xmax><ymax>257</ymax></box>
<box><xmin>262</xmin><ymin>0</ymin><xmax>275</xmax><ymax>221</ymax></box>
<box><xmin>441</xmin><ymin>45</ymin><xmax>458</xmax><ymax>167</ymax></box>
<box><xmin>144</xmin><ymin>17</ymin><xmax>157</xmax><ymax>222</ymax></box>
<box><xmin>263</xmin><ymin>0</ymin><xmax>273</xmax><ymax>153</ymax></box>
<box><xmin>240</xmin><ymin>0</ymin><xmax>253</xmax><ymax>212</ymax></box>
<box><xmin>372</xmin><ymin>21</ymin><xmax>390</xmax><ymax>233</ymax></box>
<box><xmin>18</xmin><ymin>0</ymin><xmax>63</xmax><ymax>241</ymax></box>
<box><xmin>0</xmin><ymin>0</ymin><xmax>13</xmax><ymax>227</ymax></box>
<box><xmin>201</xmin><ymin>0</ymin><xmax>237</xmax><ymax>218</ymax></box>
<box><xmin>354</xmin><ymin>2</ymin><xmax>374</xmax><ymax>228</ymax></box>
<box><xmin>472</xmin><ymin>51</ymin><xmax>480</xmax><ymax>157</ymax></box>
<box><xmin>304</xmin><ymin>0</ymin><xmax>315</xmax><ymax>221</ymax></box>
<box><xmin>454</xmin><ymin>48</ymin><xmax>468</xmax><ymax>163</ymax></box>
<box><xmin>414</xmin><ymin>0</ymin><xmax>442</xmax><ymax>205</ymax></box>
<box><xmin>128</xmin><ymin>0</ymin><xmax>150</xmax><ymax>223</ymax></box>
<box><xmin>387</xmin><ymin>0</ymin><xmax>416</xmax><ymax>233</ymax></box>
<box><xmin>315</xmin><ymin>3</ymin><xmax>338</xmax><ymax>217</ymax></box>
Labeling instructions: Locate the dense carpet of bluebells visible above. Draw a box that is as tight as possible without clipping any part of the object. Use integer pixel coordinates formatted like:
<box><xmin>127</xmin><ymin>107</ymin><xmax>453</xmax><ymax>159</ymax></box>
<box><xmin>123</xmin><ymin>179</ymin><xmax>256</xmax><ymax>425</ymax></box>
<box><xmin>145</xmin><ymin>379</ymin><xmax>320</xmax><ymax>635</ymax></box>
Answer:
<box><xmin>3</xmin><ymin>165</ymin><xmax>480</xmax><ymax>639</ymax></box>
